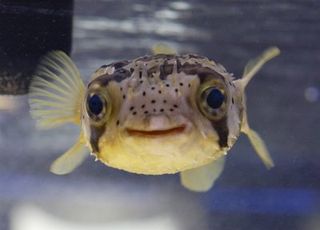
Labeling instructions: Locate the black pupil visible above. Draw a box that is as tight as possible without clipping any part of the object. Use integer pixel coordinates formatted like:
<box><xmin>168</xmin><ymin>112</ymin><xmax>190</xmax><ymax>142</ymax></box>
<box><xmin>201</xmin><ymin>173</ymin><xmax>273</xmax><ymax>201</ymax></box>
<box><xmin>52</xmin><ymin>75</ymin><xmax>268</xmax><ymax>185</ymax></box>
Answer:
<box><xmin>88</xmin><ymin>94</ymin><xmax>104</xmax><ymax>115</ymax></box>
<box><xmin>206</xmin><ymin>88</ymin><xmax>224</xmax><ymax>109</ymax></box>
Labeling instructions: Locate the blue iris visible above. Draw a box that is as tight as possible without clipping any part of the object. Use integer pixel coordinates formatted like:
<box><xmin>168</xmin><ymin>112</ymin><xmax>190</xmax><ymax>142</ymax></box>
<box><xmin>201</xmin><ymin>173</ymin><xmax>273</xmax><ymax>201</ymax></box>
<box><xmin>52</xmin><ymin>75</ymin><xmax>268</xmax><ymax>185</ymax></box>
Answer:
<box><xmin>88</xmin><ymin>94</ymin><xmax>103</xmax><ymax>115</ymax></box>
<box><xmin>206</xmin><ymin>88</ymin><xmax>224</xmax><ymax>109</ymax></box>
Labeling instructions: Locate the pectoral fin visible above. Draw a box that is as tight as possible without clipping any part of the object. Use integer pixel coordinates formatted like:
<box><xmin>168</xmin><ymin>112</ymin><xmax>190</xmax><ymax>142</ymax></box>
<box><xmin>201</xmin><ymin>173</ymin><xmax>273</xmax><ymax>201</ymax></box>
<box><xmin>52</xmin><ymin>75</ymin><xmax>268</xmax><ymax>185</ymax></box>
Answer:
<box><xmin>50</xmin><ymin>133</ymin><xmax>89</xmax><ymax>175</ymax></box>
<box><xmin>241</xmin><ymin>113</ymin><xmax>274</xmax><ymax>168</ymax></box>
<box><xmin>240</xmin><ymin>47</ymin><xmax>280</xmax><ymax>88</ymax></box>
<box><xmin>29</xmin><ymin>51</ymin><xmax>85</xmax><ymax>129</ymax></box>
<box><xmin>180</xmin><ymin>157</ymin><xmax>225</xmax><ymax>192</ymax></box>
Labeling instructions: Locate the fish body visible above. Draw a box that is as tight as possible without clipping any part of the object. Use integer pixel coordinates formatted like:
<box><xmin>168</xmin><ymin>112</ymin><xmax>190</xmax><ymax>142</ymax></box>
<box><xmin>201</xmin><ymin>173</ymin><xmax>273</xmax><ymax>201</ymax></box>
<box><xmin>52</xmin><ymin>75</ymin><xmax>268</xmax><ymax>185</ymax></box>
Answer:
<box><xmin>29</xmin><ymin>47</ymin><xmax>280</xmax><ymax>191</ymax></box>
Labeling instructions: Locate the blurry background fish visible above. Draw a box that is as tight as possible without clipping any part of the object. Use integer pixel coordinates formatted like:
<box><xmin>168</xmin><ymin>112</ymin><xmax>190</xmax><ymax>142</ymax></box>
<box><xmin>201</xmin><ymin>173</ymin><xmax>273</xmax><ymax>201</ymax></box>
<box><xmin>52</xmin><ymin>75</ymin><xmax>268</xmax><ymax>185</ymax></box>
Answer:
<box><xmin>0</xmin><ymin>0</ymin><xmax>319</xmax><ymax>230</ymax></box>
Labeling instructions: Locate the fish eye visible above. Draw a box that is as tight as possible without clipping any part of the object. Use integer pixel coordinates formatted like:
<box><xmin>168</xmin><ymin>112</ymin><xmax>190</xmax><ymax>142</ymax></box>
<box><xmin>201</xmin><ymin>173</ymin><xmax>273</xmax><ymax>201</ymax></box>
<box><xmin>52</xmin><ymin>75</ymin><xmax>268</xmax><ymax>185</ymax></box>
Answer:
<box><xmin>206</xmin><ymin>88</ymin><xmax>224</xmax><ymax>109</ymax></box>
<box><xmin>88</xmin><ymin>94</ymin><xmax>104</xmax><ymax>115</ymax></box>
<box><xmin>86</xmin><ymin>91</ymin><xmax>111</xmax><ymax>123</ymax></box>
<box><xmin>197</xmin><ymin>83</ymin><xmax>227</xmax><ymax>120</ymax></box>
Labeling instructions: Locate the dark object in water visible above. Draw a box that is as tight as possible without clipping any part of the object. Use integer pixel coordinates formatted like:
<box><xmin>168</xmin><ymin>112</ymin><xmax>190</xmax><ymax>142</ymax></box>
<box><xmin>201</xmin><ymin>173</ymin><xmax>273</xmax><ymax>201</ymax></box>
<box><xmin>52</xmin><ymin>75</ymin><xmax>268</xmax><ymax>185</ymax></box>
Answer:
<box><xmin>0</xmin><ymin>0</ymin><xmax>73</xmax><ymax>94</ymax></box>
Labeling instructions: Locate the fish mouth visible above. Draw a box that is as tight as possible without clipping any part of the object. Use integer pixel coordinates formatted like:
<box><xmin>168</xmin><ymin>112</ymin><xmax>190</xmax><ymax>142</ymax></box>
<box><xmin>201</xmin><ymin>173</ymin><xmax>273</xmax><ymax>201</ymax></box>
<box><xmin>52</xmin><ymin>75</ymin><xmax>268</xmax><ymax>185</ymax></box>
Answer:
<box><xmin>126</xmin><ymin>125</ymin><xmax>186</xmax><ymax>137</ymax></box>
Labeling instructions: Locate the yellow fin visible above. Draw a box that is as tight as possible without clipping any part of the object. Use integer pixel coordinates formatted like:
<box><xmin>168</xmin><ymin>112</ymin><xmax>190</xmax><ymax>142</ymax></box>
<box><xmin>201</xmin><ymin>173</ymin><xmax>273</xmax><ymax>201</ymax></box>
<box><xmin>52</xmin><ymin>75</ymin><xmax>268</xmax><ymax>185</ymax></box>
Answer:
<box><xmin>241</xmin><ymin>47</ymin><xmax>280</xmax><ymax>88</ymax></box>
<box><xmin>151</xmin><ymin>43</ymin><xmax>177</xmax><ymax>55</ymax></box>
<box><xmin>50</xmin><ymin>133</ymin><xmax>89</xmax><ymax>175</ymax></box>
<box><xmin>241</xmin><ymin>112</ymin><xmax>274</xmax><ymax>168</ymax></box>
<box><xmin>29</xmin><ymin>51</ymin><xmax>85</xmax><ymax>129</ymax></box>
<box><xmin>180</xmin><ymin>157</ymin><xmax>225</xmax><ymax>192</ymax></box>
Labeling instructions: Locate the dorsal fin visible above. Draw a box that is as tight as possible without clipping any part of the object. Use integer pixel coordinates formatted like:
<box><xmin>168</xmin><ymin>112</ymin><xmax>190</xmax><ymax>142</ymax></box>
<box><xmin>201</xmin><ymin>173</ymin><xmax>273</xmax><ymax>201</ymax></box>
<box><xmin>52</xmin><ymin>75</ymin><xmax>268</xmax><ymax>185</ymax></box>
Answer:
<box><xmin>152</xmin><ymin>43</ymin><xmax>177</xmax><ymax>55</ymax></box>
<box><xmin>29</xmin><ymin>51</ymin><xmax>85</xmax><ymax>128</ymax></box>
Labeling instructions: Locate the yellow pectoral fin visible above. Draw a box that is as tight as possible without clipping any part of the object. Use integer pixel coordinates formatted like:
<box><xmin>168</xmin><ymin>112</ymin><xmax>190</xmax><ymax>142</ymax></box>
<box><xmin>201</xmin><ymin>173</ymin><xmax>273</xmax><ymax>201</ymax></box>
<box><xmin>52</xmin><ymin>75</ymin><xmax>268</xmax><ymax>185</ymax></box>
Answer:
<box><xmin>244</xmin><ymin>128</ymin><xmax>274</xmax><ymax>169</ymax></box>
<box><xmin>241</xmin><ymin>47</ymin><xmax>280</xmax><ymax>88</ymax></box>
<box><xmin>29</xmin><ymin>51</ymin><xmax>85</xmax><ymax>129</ymax></box>
<box><xmin>152</xmin><ymin>43</ymin><xmax>177</xmax><ymax>55</ymax></box>
<box><xmin>50</xmin><ymin>133</ymin><xmax>89</xmax><ymax>175</ymax></box>
<box><xmin>180</xmin><ymin>157</ymin><xmax>225</xmax><ymax>192</ymax></box>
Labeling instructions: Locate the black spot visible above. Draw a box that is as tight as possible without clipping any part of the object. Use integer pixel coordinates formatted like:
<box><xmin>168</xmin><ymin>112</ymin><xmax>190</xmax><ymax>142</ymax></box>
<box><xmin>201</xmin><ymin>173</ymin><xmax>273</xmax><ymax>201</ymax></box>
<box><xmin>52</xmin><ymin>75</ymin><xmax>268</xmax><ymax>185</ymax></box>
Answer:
<box><xmin>188</xmin><ymin>83</ymin><xmax>191</xmax><ymax>88</ymax></box>
<box><xmin>179</xmin><ymin>82</ymin><xmax>183</xmax><ymax>86</ymax></box>
<box><xmin>176</xmin><ymin>58</ymin><xmax>182</xmax><ymax>73</ymax></box>
<box><xmin>170</xmin><ymin>108</ymin><xmax>174</xmax><ymax>112</ymax></box>
<box><xmin>173</xmin><ymin>104</ymin><xmax>178</xmax><ymax>108</ymax></box>
<box><xmin>130</xmin><ymin>68</ymin><xmax>134</xmax><ymax>73</ymax></box>
<box><xmin>151</xmin><ymin>86</ymin><xmax>155</xmax><ymax>90</ymax></box>
<box><xmin>139</xmin><ymin>80</ymin><xmax>143</xmax><ymax>84</ymax></box>
<box><xmin>123</xmin><ymin>95</ymin><xmax>126</xmax><ymax>99</ymax></box>
<box><xmin>139</xmin><ymin>71</ymin><xmax>142</xmax><ymax>79</ymax></box>
<box><xmin>175</xmin><ymin>88</ymin><xmax>178</xmax><ymax>92</ymax></box>
<box><xmin>144</xmin><ymin>111</ymin><xmax>149</xmax><ymax>114</ymax></box>
<box><xmin>143</xmin><ymin>91</ymin><xmax>146</xmax><ymax>96</ymax></box>
<box><xmin>232</xmin><ymin>98</ymin><xmax>234</xmax><ymax>104</ymax></box>
<box><xmin>141</xmin><ymin>104</ymin><xmax>145</xmax><ymax>108</ymax></box>
<box><xmin>159</xmin><ymin>63</ymin><xmax>173</xmax><ymax>80</ymax></box>
<box><xmin>130</xmin><ymin>106</ymin><xmax>135</xmax><ymax>111</ymax></box>
<box><xmin>132</xmin><ymin>111</ymin><xmax>137</xmax><ymax>115</ymax></box>
<box><xmin>166</xmin><ymin>84</ymin><xmax>170</xmax><ymax>87</ymax></box>
<box><xmin>160</xmin><ymin>108</ymin><xmax>164</xmax><ymax>112</ymax></box>
<box><xmin>153</xmin><ymin>108</ymin><xmax>157</xmax><ymax>112</ymax></box>
<box><xmin>158</xmin><ymin>90</ymin><xmax>162</xmax><ymax>94</ymax></box>
<box><xmin>163</xmin><ymin>100</ymin><xmax>167</xmax><ymax>103</ymax></box>
<box><xmin>99</xmin><ymin>64</ymin><xmax>109</xmax><ymax>68</ymax></box>
<box><xmin>151</xmin><ymin>100</ymin><xmax>156</xmax><ymax>104</ymax></box>
<box><xmin>120</xmin><ymin>87</ymin><xmax>123</xmax><ymax>91</ymax></box>
<box><xmin>113</xmin><ymin>61</ymin><xmax>128</xmax><ymax>69</ymax></box>
<box><xmin>116</xmin><ymin>120</ymin><xmax>120</xmax><ymax>125</ymax></box>
<box><xmin>92</xmin><ymin>68</ymin><xmax>131</xmax><ymax>86</ymax></box>
<box><xmin>117</xmin><ymin>68</ymin><xmax>126</xmax><ymax>74</ymax></box>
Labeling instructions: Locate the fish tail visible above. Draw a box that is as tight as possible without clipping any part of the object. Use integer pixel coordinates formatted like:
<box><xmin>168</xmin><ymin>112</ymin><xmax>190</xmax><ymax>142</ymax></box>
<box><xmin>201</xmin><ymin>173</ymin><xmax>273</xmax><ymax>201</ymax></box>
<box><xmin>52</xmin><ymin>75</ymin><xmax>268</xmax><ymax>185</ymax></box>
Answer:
<box><xmin>29</xmin><ymin>51</ymin><xmax>85</xmax><ymax>129</ymax></box>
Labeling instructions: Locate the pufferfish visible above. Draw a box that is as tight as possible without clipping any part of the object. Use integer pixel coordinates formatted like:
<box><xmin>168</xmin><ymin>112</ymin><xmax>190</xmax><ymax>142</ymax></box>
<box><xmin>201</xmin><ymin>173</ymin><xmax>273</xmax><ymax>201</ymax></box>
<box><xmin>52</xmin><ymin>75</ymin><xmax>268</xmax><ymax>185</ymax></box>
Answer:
<box><xmin>29</xmin><ymin>46</ymin><xmax>280</xmax><ymax>192</ymax></box>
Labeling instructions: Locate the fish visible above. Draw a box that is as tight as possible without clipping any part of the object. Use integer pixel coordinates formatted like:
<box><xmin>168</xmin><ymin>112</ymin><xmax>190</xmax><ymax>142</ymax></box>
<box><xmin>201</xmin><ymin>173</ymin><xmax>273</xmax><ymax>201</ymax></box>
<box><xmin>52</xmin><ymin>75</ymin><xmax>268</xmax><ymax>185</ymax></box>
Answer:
<box><xmin>29</xmin><ymin>45</ymin><xmax>280</xmax><ymax>192</ymax></box>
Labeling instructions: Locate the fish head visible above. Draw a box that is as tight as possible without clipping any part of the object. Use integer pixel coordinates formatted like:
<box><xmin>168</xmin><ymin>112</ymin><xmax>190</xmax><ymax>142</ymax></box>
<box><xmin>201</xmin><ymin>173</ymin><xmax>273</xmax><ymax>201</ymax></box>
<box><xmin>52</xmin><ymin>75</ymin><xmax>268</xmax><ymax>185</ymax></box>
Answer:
<box><xmin>81</xmin><ymin>54</ymin><xmax>244</xmax><ymax>174</ymax></box>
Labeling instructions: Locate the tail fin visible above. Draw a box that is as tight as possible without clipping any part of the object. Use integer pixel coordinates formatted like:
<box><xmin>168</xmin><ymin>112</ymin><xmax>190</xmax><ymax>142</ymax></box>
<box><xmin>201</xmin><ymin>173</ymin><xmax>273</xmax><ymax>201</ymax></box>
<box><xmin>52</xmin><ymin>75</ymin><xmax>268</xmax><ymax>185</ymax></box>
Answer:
<box><xmin>29</xmin><ymin>51</ymin><xmax>85</xmax><ymax>129</ymax></box>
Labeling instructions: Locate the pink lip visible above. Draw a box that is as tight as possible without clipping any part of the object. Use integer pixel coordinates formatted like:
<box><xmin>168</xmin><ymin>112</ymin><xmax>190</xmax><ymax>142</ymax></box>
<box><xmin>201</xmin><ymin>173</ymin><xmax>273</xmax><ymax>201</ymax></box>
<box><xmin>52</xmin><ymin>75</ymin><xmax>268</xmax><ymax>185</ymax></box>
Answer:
<box><xmin>126</xmin><ymin>125</ymin><xmax>186</xmax><ymax>137</ymax></box>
